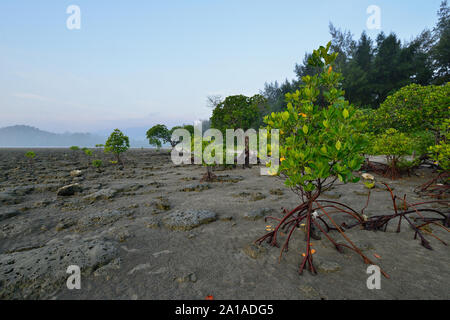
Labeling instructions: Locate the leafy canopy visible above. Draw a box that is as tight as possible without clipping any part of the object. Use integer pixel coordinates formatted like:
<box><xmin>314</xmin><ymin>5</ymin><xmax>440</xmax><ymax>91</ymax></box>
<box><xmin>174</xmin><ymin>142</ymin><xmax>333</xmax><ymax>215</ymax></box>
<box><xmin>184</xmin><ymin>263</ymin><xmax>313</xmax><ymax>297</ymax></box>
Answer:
<box><xmin>372</xmin><ymin>83</ymin><xmax>450</xmax><ymax>135</ymax></box>
<box><xmin>105</xmin><ymin>129</ymin><xmax>130</xmax><ymax>157</ymax></box>
<box><xmin>210</xmin><ymin>94</ymin><xmax>267</xmax><ymax>132</ymax></box>
<box><xmin>264</xmin><ymin>42</ymin><xmax>366</xmax><ymax>196</ymax></box>
<box><xmin>146</xmin><ymin>124</ymin><xmax>194</xmax><ymax>148</ymax></box>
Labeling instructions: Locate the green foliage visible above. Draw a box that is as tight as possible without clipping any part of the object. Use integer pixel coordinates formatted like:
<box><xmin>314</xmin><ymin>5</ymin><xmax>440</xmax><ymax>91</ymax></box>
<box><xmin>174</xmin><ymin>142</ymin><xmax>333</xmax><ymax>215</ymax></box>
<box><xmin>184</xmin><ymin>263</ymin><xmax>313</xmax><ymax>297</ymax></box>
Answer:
<box><xmin>429</xmin><ymin>119</ymin><xmax>450</xmax><ymax>171</ymax></box>
<box><xmin>364</xmin><ymin>181</ymin><xmax>375</xmax><ymax>189</ymax></box>
<box><xmin>84</xmin><ymin>148</ymin><xmax>93</xmax><ymax>156</ymax></box>
<box><xmin>264</xmin><ymin>42</ymin><xmax>366</xmax><ymax>196</ymax></box>
<box><xmin>146</xmin><ymin>124</ymin><xmax>193</xmax><ymax>148</ymax></box>
<box><xmin>25</xmin><ymin>151</ymin><xmax>36</xmax><ymax>159</ymax></box>
<box><xmin>373</xmin><ymin>83</ymin><xmax>450</xmax><ymax>136</ymax></box>
<box><xmin>95</xmin><ymin>144</ymin><xmax>104</xmax><ymax>148</ymax></box>
<box><xmin>92</xmin><ymin>159</ymin><xmax>103</xmax><ymax>168</ymax></box>
<box><xmin>210</xmin><ymin>94</ymin><xmax>267</xmax><ymax>131</ymax></box>
<box><xmin>69</xmin><ymin>146</ymin><xmax>79</xmax><ymax>151</ymax></box>
<box><xmin>104</xmin><ymin>129</ymin><xmax>130</xmax><ymax>163</ymax></box>
<box><xmin>263</xmin><ymin>2</ymin><xmax>449</xmax><ymax>114</ymax></box>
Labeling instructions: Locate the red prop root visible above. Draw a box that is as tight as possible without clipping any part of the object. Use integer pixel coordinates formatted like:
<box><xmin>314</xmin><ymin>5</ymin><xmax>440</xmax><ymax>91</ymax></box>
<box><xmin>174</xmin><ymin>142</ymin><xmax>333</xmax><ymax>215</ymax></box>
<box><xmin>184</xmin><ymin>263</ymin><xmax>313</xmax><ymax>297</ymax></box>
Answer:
<box><xmin>255</xmin><ymin>183</ymin><xmax>449</xmax><ymax>278</ymax></box>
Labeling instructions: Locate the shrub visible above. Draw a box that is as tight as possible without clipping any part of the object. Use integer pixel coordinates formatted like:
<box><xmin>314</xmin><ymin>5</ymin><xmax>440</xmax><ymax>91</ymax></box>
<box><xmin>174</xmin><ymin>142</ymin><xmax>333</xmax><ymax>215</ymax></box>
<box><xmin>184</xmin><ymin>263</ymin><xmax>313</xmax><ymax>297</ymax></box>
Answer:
<box><xmin>69</xmin><ymin>146</ymin><xmax>79</xmax><ymax>151</ymax></box>
<box><xmin>371</xmin><ymin>128</ymin><xmax>415</xmax><ymax>179</ymax></box>
<box><xmin>25</xmin><ymin>151</ymin><xmax>36</xmax><ymax>160</ymax></box>
<box><xmin>92</xmin><ymin>159</ymin><xmax>103</xmax><ymax>168</ymax></box>
<box><xmin>429</xmin><ymin>119</ymin><xmax>450</xmax><ymax>172</ymax></box>
<box><xmin>373</xmin><ymin>83</ymin><xmax>450</xmax><ymax>137</ymax></box>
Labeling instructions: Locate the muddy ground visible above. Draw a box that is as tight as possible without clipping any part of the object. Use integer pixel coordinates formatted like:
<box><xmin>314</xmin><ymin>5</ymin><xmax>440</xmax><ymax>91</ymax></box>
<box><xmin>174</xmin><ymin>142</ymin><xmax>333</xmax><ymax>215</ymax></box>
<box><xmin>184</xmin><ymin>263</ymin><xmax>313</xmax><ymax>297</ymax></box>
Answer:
<box><xmin>0</xmin><ymin>148</ymin><xmax>448</xmax><ymax>300</ymax></box>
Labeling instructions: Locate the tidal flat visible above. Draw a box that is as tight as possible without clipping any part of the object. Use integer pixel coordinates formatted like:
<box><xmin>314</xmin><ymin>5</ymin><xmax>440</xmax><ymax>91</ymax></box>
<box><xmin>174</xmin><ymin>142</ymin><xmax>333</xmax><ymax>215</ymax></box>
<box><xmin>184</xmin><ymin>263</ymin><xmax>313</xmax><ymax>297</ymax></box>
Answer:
<box><xmin>0</xmin><ymin>148</ymin><xmax>448</xmax><ymax>299</ymax></box>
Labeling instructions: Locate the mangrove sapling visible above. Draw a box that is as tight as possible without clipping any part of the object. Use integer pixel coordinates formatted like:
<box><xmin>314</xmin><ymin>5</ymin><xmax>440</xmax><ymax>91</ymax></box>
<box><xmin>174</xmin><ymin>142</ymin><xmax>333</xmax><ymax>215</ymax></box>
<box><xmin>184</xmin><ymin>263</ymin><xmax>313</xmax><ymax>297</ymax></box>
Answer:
<box><xmin>25</xmin><ymin>151</ymin><xmax>36</xmax><ymax>171</ymax></box>
<box><xmin>92</xmin><ymin>159</ymin><xmax>103</xmax><ymax>172</ymax></box>
<box><xmin>416</xmin><ymin>119</ymin><xmax>450</xmax><ymax>198</ymax></box>
<box><xmin>371</xmin><ymin>128</ymin><xmax>415</xmax><ymax>180</ymax></box>
<box><xmin>256</xmin><ymin>42</ymin><xmax>385</xmax><ymax>276</ymax></box>
<box><xmin>83</xmin><ymin>148</ymin><xmax>93</xmax><ymax>167</ymax></box>
<box><xmin>104</xmin><ymin>129</ymin><xmax>130</xmax><ymax>166</ymax></box>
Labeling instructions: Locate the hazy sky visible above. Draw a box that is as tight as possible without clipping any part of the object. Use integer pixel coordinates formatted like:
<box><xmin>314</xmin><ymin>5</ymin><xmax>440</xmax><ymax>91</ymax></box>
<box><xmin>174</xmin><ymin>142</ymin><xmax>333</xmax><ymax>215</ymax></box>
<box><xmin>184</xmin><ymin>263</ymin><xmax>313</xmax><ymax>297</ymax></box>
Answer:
<box><xmin>0</xmin><ymin>0</ymin><xmax>443</xmax><ymax>134</ymax></box>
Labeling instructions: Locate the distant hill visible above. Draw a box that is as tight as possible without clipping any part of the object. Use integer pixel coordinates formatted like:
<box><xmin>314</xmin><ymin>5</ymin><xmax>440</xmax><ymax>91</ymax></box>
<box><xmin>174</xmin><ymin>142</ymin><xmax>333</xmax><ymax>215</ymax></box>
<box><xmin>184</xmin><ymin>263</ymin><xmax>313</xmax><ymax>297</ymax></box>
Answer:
<box><xmin>0</xmin><ymin>125</ymin><xmax>148</xmax><ymax>147</ymax></box>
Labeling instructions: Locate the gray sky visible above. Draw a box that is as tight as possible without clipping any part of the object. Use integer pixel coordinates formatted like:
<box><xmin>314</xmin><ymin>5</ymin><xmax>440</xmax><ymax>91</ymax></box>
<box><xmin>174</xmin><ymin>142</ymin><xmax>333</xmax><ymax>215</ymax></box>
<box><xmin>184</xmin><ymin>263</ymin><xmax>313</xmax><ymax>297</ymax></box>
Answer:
<box><xmin>0</xmin><ymin>0</ymin><xmax>443</xmax><ymax>133</ymax></box>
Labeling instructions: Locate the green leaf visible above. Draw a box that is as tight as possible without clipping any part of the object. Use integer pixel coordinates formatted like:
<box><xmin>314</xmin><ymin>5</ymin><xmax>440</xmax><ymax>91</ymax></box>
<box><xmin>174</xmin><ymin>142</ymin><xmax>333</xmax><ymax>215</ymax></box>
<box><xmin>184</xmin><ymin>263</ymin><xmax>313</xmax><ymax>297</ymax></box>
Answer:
<box><xmin>335</xmin><ymin>140</ymin><xmax>342</xmax><ymax>150</ymax></box>
<box><xmin>303</xmin><ymin>125</ymin><xmax>309</xmax><ymax>135</ymax></box>
<box><xmin>323</xmin><ymin>120</ymin><xmax>329</xmax><ymax>128</ymax></box>
<box><xmin>343</xmin><ymin>109</ymin><xmax>349</xmax><ymax>119</ymax></box>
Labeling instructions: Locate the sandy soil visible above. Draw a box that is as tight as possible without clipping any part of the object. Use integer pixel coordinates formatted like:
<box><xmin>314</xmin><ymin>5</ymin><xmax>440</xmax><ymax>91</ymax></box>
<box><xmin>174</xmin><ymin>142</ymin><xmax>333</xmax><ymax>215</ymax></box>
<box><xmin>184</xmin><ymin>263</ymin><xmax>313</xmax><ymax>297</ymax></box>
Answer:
<box><xmin>0</xmin><ymin>148</ymin><xmax>448</xmax><ymax>300</ymax></box>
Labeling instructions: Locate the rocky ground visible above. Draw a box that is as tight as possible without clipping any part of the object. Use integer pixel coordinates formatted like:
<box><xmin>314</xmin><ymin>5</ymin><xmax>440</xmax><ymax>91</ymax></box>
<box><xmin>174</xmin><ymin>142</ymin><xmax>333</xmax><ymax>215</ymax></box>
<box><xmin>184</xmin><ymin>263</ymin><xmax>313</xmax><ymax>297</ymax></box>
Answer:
<box><xmin>0</xmin><ymin>148</ymin><xmax>448</xmax><ymax>300</ymax></box>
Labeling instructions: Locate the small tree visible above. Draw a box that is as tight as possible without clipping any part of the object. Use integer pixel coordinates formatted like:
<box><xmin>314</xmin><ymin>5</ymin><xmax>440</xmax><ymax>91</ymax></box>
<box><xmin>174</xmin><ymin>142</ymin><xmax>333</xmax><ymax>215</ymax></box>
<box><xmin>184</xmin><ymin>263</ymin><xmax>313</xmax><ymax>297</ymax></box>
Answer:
<box><xmin>371</xmin><ymin>128</ymin><xmax>415</xmax><ymax>179</ymax></box>
<box><xmin>83</xmin><ymin>148</ymin><xmax>93</xmax><ymax>166</ymax></box>
<box><xmin>104</xmin><ymin>129</ymin><xmax>130</xmax><ymax>165</ymax></box>
<box><xmin>25</xmin><ymin>151</ymin><xmax>36</xmax><ymax>169</ymax></box>
<box><xmin>256</xmin><ymin>42</ymin><xmax>379</xmax><ymax>276</ymax></box>
<box><xmin>92</xmin><ymin>159</ymin><xmax>103</xmax><ymax>172</ymax></box>
<box><xmin>146</xmin><ymin>124</ymin><xmax>194</xmax><ymax>149</ymax></box>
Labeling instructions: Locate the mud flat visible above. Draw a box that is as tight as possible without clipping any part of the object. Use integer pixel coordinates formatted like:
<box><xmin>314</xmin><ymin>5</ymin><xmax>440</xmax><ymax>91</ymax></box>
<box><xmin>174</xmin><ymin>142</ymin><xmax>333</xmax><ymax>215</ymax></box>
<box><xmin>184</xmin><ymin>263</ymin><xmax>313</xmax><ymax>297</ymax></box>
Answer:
<box><xmin>0</xmin><ymin>148</ymin><xmax>448</xmax><ymax>299</ymax></box>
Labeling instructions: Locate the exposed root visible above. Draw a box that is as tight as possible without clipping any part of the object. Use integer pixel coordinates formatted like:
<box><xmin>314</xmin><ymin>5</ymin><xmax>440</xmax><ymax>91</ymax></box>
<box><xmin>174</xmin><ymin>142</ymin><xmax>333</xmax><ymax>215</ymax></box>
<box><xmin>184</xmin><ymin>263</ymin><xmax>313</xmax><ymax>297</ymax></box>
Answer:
<box><xmin>255</xmin><ymin>183</ymin><xmax>449</xmax><ymax>278</ymax></box>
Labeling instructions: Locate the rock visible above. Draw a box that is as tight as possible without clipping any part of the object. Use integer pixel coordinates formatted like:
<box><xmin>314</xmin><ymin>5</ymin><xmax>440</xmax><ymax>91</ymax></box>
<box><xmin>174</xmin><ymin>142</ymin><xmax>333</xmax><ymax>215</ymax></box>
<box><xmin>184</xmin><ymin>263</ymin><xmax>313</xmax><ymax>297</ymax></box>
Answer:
<box><xmin>244</xmin><ymin>208</ymin><xmax>273</xmax><ymax>220</ymax></box>
<box><xmin>8</xmin><ymin>186</ymin><xmax>34</xmax><ymax>196</ymax></box>
<box><xmin>56</xmin><ymin>184</ymin><xmax>82</xmax><ymax>196</ymax></box>
<box><xmin>179</xmin><ymin>183</ymin><xmax>211</xmax><ymax>192</ymax></box>
<box><xmin>162</xmin><ymin>209</ymin><xmax>217</xmax><ymax>231</ymax></box>
<box><xmin>148</xmin><ymin>267</ymin><xmax>168</xmax><ymax>275</ymax></box>
<box><xmin>175</xmin><ymin>272</ymin><xmax>197</xmax><ymax>283</ymax></box>
<box><xmin>0</xmin><ymin>209</ymin><xmax>21</xmax><ymax>222</ymax></box>
<box><xmin>269</xmin><ymin>188</ymin><xmax>284</xmax><ymax>196</ymax></box>
<box><xmin>362</xmin><ymin>173</ymin><xmax>375</xmax><ymax>180</ymax></box>
<box><xmin>299</xmin><ymin>285</ymin><xmax>326</xmax><ymax>300</ymax></box>
<box><xmin>152</xmin><ymin>250</ymin><xmax>171</xmax><ymax>258</ymax></box>
<box><xmin>128</xmin><ymin>263</ymin><xmax>152</xmax><ymax>275</ymax></box>
<box><xmin>0</xmin><ymin>238</ymin><xmax>118</xmax><ymax>299</ymax></box>
<box><xmin>76</xmin><ymin>209</ymin><xmax>130</xmax><ymax>231</ymax></box>
<box><xmin>83</xmin><ymin>188</ymin><xmax>117</xmax><ymax>202</ymax></box>
<box><xmin>250</xmin><ymin>192</ymin><xmax>266</xmax><ymax>201</ymax></box>
<box><xmin>33</xmin><ymin>199</ymin><xmax>52</xmax><ymax>208</ymax></box>
<box><xmin>94</xmin><ymin>258</ymin><xmax>121</xmax><ymax>279</ymax></box>
<box><xmin>116</xmin><ymin>183</ymin><xmax>143</xmax><ymax>192</ymax></box>
<box><xmin>243</xmin><ymin>244</ymin><xmax>266</xmax><ymax>259</ymax></box>
<box><xmin>0</xmin><ymin>192</ymin><xmax>22</xmax><ymax>205</ymax></box>
<box><xmin>234</xmin><ymin>191</ymin><xmax>266</xmax><ymax>201</ymax></box>
<box><xmin>220</xmin><ymin>215</ymin><xmax>233</xmax><ymax>221</ymax></box>
<box><xmin>317</xmin><ymin>260</ymin><xmax>341</xmax><ymax>273</ymax></box>
<box><xmin>70</xmin><ymin>170</ymin><xmax>82</xmax><ymax>177</ymax></box>
<box><xmin>55</xmin><ymin>220</ymin><xmax>75</xmax><ymax>231</ymax></box>
<box><xmin>322</xmin><ymin>190</ymin><xmax>342</xmax><ymax>199</ymax></box>
<box><xmin>140</xmin><ymin>216</ymin><xmax>160</xmax><ymax>229</ymax></box>
<box><xmin>151</xmin><ymin>197</ymin><xmax>171</xmax><ymax>212</ymax></box>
